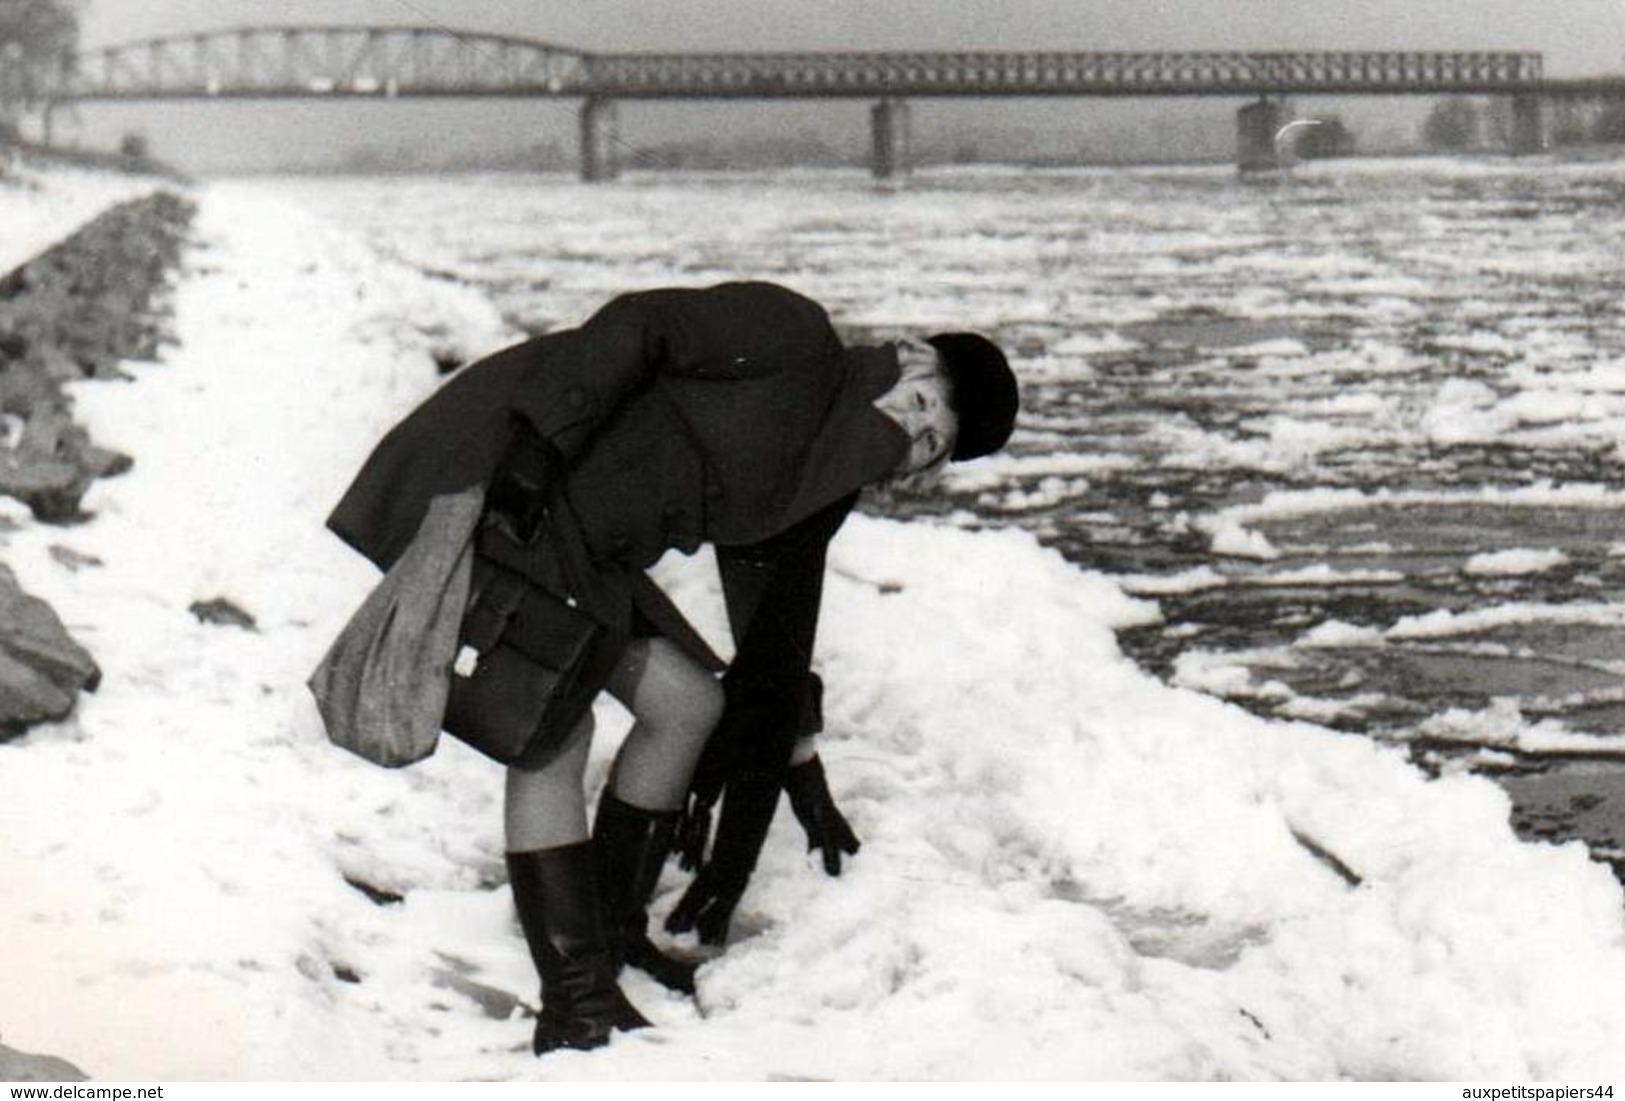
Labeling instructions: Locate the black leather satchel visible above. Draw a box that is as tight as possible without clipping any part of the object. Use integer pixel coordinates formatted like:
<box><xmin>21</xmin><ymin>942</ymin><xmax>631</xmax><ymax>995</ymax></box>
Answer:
<box><xmin>441</xmin><ymin>418</ymin><xmax>606</xmax><ymax>768</ymax></box>
<box><xmin>442</xmin><ymin>553</ymin><xmax>605</xmax><ymax>767</ymax></box>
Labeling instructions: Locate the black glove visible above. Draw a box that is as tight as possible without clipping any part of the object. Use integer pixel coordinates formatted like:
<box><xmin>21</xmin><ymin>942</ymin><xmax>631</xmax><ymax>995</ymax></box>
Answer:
<box><xmin>672</xmin><ymin>669</ymin><xmax>806</xmax><ymax>869</ymax></box>
<box><xmin>665</xmin><ymin>769</ymin><xmax>780</xmax><ymax>945</ymax></box>
<box><xmin>784</xmin><ymin>755</ymin><xmax>861</xmax><ymax>876</ymax></box>
<box><xmin>664</xmin><ymin>859</ymin><xmax>751</xmax><ymax>946</ymax></box>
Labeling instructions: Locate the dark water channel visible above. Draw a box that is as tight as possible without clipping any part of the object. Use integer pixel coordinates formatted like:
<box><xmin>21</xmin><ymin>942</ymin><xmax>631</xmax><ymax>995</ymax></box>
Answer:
<box><xmin>875</xmin><ymin>297</ymin><xmax>1625</xmax><ymax>885</ymax></box>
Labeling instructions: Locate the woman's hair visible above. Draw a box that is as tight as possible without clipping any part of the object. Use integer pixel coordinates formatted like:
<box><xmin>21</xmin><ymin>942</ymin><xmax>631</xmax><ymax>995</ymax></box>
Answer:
<box><xmin>924</xmin><ymin>332</ymin><xmax>1019</xmax><ymax>461</ymax></box>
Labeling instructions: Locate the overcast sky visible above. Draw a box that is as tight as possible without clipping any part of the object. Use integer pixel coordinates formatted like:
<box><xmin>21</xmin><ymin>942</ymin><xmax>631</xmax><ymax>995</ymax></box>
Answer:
<box><xmin>79</xmin><ymin>0</ymin><xmax>1625</xmax><ymax>71</ymax></box>
<box><xmin>62</xmin><ymin>1</ymin><xmax>1625</xmax><ymax>172</ymax></box>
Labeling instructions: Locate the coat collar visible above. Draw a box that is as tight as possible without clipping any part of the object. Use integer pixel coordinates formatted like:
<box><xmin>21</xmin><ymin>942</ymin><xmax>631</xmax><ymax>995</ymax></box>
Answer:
<box><xmin>775</xmin><ymin>343</ymin><xmax>909</xmax><ymax>532</ymax></box>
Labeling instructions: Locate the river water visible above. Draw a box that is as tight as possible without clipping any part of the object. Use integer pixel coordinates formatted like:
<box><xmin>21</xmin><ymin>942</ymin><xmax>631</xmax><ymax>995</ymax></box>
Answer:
<box><xmin>266</xmin><ymin>159</ymin><xmax>1625</xmax><ymax>880</ymax></box>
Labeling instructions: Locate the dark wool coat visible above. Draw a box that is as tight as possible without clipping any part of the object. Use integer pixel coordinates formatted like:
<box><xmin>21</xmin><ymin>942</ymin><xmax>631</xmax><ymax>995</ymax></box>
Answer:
<box><xmin>327</xmin><ymin>281</ymin><xmax>908</xmax><ymax>670</ymax></box>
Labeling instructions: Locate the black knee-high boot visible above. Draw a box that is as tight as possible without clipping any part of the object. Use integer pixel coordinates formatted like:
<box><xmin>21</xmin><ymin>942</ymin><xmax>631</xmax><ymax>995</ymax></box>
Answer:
<box><xmin>506</xmin><ymin>844</ymin><xmax>650</xmax><ymax>1055</ymax></box>
<box><xmin>593</xmin><ymin>792</ymin><xmax>699</xmax><ymax>994</ymax></box>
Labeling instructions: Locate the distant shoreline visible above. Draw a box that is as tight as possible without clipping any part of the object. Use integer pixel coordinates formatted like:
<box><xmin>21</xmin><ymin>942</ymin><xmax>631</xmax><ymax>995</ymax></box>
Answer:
<box><xmin>189</xmin><ymin>145</ymin><xmax>1625</xmax><ymax>179</ymax></box>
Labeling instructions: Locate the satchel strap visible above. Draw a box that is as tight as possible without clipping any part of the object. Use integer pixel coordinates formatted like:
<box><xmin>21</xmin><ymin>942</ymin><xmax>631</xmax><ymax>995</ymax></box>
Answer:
<box><xmin>461</xmin><ymin>559</ymin><xmax>528</xmax><ymax>654</ymax></box>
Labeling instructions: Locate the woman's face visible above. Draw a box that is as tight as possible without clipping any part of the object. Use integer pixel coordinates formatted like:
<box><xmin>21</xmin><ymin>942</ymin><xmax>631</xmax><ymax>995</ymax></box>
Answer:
<box><xmin>881</xmin><ymin>342</ymin><xmax>957</xmax><ymax>475</ymax></box>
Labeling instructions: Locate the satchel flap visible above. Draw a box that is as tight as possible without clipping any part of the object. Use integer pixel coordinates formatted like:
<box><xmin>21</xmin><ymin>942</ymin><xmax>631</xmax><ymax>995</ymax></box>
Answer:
<box><xmin>460</xmin><ymin>554</ymin><xmax>601</xmax><ymax>674</ymax></box>
<box><xmin>506</xmin><ymin>585</ymin><xmax>601</xmax><ymax>671</ymax></box>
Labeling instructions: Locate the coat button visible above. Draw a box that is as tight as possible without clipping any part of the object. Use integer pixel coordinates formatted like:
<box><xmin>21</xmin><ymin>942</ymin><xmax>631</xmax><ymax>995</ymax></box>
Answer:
<box><xmin>612</xmin><ymin>534</ymin><xmax>634</xmax><ymax>556</ymax></box>
<box><xmin>705</xmin><ymin>482</ymin><xmax>724</xmax><ymax>501</ymax></box>
<box><xmin>566</xmin><ymin>385</ymin><xmax>590</xmax><ymax>410</ymax></box>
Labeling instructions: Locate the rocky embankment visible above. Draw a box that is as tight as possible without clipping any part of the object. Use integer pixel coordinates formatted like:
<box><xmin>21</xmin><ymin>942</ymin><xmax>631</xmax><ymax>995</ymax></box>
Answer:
<box><xmin>0</xmin><ymin>1036</ymin><xmax>87</xmax><ymax>1083</ymax></box>
<box><xmin>0</xmin><ymin>189</ymin><xmax>195</xmax><ymax>739</ymax></box>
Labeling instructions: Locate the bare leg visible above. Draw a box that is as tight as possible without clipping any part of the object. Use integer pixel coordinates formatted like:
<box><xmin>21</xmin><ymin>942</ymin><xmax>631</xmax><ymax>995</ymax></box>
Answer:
<box><xmin>504</xmin><ymin>715</ymin><xmax>593</xmax><ymax>852</ymax></box>
<box><xmin>604</xmin><ymin>638</ymin><xmax>724</xmax><ymax>811</ymax></box>
<box><xmin>503</xmin><ymin>636</ymin><xmax>722</xmax><ymax>849</ymax></box>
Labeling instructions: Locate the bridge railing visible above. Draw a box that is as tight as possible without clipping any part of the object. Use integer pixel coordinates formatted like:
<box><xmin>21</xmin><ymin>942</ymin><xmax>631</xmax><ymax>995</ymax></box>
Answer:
<box><xmin>582</xmin><ymin>49</ymin><xmax>1545</xmax><ymax>98</ymax></box>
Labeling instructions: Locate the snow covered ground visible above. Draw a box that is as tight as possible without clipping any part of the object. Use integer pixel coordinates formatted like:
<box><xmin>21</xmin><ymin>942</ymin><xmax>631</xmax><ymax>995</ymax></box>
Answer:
<box><xmin>1</xmin><ymin>170</ymin><xmax>1624</xmax><ymax>1081</ymax></box>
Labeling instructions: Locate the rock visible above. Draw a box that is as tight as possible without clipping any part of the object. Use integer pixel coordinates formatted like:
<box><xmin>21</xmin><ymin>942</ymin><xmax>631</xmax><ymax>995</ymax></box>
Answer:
<box><xmin>0</xmin><ymin>188</ymin><xmax>194</xmax><ymax>738</ymax></box>
<box><xmin>0</xmin><ymin>190</ymin><xmax>194</xmax><ymax>523</ymax></box>
<box><xmin>431</xmin><ymin>345</ymin><xmax>466</xmax><ymax>375</ymax></box>
<box><xmin>33</xmin><ymin>342</ymin><xmax>83</xmax><ymax>383</ymax></box>
<box><xmin>0</xmin><ymin>564</ymin><xmax>100</xmax><ymax>735</ymax></box>
<box><xmin>47</xmin><ymin>544</ymin><xmax>103</xmax><ymax>571</ymax></box>
<box><xmin>0</xmin><ymin>450</ymin><xmax>87</xmax><ymax>523</ymax></box>
<box><xmin>430</xmin><ymin>960</ymin><xmax>526</xmax><ymax>1021</ymax></box>
<box><xmin>81</xmin><ymin>445</ymin><xmax>133</xmax><ymax>479</ymax></box>
<box><xmin>0</xmin><ymin>650</ymin><xmax>75</xmax><ymax>736</ymax></box>
<box><xmin>0</xmin><ymin>363</ymin><xmax>54</xmax><ymax>416</ymax></box>
<box><xmin>189</xmin><ymin>596</ymin><xmax>257</xmax><ymax>630</ymax></box>
<box><xmin>0</xmin><ymin>400</ymin><xmax>100</xmax><ymax>521</ymax></box>
<box><xmin>0</xmin><ymin>1040</ymin><xmax>88</xmax><ymax>1082</ymax></box>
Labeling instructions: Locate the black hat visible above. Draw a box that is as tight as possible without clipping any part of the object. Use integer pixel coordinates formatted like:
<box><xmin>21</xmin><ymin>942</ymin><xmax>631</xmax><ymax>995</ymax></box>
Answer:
<box><xmin>926</xmin><ymin>332</ymin><xmax>1019</xmax><ymax>461</ymax></box>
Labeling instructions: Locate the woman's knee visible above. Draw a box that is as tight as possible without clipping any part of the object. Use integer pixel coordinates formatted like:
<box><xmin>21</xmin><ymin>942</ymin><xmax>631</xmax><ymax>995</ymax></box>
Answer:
<box><xmin>613</xmin><ymin>638</ymin><xmax>724</xmax><ymax>741</ymax></box>
<box><xmin>692</xmin><ymin>670</ymin><xmax>725</xmax><ymax>733</ymax></box>
<box><xmin>656</xmin><ymin>641</ymin><xmax>724</xmax><ymax>739</ymax></box>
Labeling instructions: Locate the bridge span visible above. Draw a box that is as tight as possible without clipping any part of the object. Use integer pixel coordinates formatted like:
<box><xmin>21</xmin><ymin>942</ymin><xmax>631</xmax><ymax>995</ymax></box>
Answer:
<box><xmin>32</xmin><ymin>24</ymin><xmax>1608</xmax><ymax>177</ymax></box>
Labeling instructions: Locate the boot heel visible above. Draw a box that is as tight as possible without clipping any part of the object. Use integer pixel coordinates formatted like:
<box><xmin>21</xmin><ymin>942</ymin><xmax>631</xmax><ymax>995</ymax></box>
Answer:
<box><xmin>626</xmin><ymin>931</ymin><xmax>698</xmax><ymax>994</ymax></box>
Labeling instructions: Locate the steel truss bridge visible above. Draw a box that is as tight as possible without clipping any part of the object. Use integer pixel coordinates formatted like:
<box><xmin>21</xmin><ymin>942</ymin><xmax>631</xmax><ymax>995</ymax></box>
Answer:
<box><xmin>58</xmin><ymin>26</ymin><xmax>1550</xmax><ymax>100</ymax></box>
<box><xmin>32</xmin><ymin>24</ymin><xmax>1625</xmax><ymax>176</ymax></box>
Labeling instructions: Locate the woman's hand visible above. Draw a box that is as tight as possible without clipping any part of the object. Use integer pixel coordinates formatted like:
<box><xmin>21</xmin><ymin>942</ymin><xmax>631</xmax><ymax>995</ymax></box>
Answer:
<box><xmin>785</xmin><ymin>756</ymin><xmax>861</xmax><ymax>876</ymax></box>
<box><xmin>485</xmin><ymin>419</ymin><xmax>562</xmax><ymax>544</ymax></box>
<box><xmin>665</xmin><ymin>769</ymin><xmax>779</xmax><ymax>945</ymax></box>
<box><xmin>665</xmin><ymin>860</ymin><xmax>751</xmax><ymax>946</ymax></box>
<box><xmin>672</xmin><ymin>793</ymin><xmax>715</xmax><ymax>871</ymax></box>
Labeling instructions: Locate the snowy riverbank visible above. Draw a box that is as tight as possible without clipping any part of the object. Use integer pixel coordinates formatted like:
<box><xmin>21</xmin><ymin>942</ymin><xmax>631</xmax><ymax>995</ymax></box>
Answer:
<box><xmin>0</xmin><ymin>159</ymin><xmax>162</xmax><ymax>275</ymax></box>
<box><xmin>1</xmin><ymin>175</ymin><xmax>1622</xmax><ymax>1081</ymax></box>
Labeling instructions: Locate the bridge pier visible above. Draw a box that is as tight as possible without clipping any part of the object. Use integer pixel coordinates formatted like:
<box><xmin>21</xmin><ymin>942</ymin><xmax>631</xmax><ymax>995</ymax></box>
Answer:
<box><xmin>1236</xmin><ymin>97</ymin><xmax>1286</xmax><ymax>172</ymax></box>
<box><xmin>871</xmin><ymin>97</ymin><xmax>912</xmax><ymax>180</ymax></box>
<box><xmin>1510</xmin><ymin>93</ymin><xmax>1544</xmax><ymax>155</ymax></box>
<box><xmin>579</xmin><ymin>96</ymin><xmax>620</xmax><ymax>182</ymax></box>
<box><xmin>1552</xmin><ymin>98</ymin><xmax>1587</xmax><ymax>145</ymax></box>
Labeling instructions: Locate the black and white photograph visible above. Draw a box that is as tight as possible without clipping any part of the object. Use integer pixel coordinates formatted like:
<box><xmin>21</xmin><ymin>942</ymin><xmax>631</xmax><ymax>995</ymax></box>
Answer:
<box><xmin>3</xmin><ymin>0</ymin><xmax>1625</xmax><ymax>1084</ymax></box>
